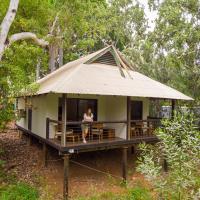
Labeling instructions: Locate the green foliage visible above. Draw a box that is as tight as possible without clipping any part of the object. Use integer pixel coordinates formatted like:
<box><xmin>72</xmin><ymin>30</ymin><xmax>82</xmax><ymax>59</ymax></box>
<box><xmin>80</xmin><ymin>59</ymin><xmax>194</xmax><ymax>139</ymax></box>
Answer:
<box><xmin>0</xmin><ymin>183</ymin><xmax>39</xmax><ymax>200</ymax></box>
<box><xmin>0</xmin><ymin>0</ymin><xmax>146</xmax><ymax>128</ymax></box>
<box><xmin>137</xmin><ymin>112</ymin><xmax>200</xmax><ymax>200</ymax></box>
<box><xmin>75</xmin><ymin>187</ymin><xmax>152</xmax><ymax>200</ymax></box>
<box><xmin>127</xmin><ymin>0</ymin><xmax>200</xmax><ymax>103</ymax></box>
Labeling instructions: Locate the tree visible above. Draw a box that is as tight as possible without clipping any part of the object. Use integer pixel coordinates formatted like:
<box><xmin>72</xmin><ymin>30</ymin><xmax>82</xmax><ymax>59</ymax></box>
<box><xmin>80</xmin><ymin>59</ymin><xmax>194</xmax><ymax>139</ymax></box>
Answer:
<box><xmin>0</xmin><ymin>0</ymin><xmax>147</xmax><ymax>128</ymax></box>
<box><xmin>0</xmin><ymin>0</ymin><xmax>48</xmax><ymax>61</ymax></box>
<box><xmin>137</xmin><ymin>112</ymin><xmax>200</xmax><ymax>199</ymax></box>
<box><xmin>126</xmin><ymin>0</ymin><xmax>200</xmax><ymax>103</ymax></box>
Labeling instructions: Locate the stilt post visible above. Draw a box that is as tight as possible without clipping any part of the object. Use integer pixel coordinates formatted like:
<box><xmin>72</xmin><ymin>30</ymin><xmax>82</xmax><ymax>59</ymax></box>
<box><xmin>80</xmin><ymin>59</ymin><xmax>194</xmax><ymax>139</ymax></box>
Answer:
<box><xmin>28</xmin><ymin>135</ymin><xmax>32</xmax><ymax>146</ymax></box>
<box><xmin>63</xmin><ymin>154</ymin><xmax>70</xmax><ymax>200</ymax></box>
<box><xmin>131</xmin><ymin>146</ymin><xmax>135</xmax><ymax>154</ymax></box>
<box><xmin>42</xmin><ymin>143</ymin><xmax>47</xmax><ymax>167</ymax></box>
<box><xmin>122</xmin><ymin>147</ymin><xmax>128</xmax><ymax>182</ymax></box>
<box><xmin>163</xmin><ymin>159</ymin><xmax>168</xmax><ymax>172</ymax></box>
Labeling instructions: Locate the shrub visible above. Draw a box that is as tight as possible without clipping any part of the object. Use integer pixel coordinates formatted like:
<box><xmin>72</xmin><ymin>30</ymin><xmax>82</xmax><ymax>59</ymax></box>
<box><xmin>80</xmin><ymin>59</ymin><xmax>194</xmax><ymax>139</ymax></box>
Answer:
<box><xmin>137</xmin><ymin>112</ymin><xmax>200</xmax><ymax>200</ymax></box>
<box><xmin>0</xmin><ymin>182</ymin><xmax>39</xmax><ymax>200</ymax></box>
<box><xmin>75</xmin><ymin>186</ymin><xmax>152</xmax><ymax>200</ymax></box>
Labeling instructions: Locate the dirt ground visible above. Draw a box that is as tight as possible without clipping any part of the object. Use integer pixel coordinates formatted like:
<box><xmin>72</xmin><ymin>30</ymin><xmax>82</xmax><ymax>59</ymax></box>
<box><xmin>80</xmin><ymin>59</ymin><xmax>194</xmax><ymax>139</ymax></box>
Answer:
<box><xmin>0</xmin><ymin>127</ymin><xmax>148</xmax><ymax>200</ymax></box>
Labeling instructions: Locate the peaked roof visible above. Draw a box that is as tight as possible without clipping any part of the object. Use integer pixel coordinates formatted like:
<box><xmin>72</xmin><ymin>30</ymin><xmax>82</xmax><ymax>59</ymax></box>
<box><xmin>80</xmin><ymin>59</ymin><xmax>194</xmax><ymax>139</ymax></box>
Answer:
<box><xmin>37</xmin><ymin>45</ymin><xmax>192</xmax><ymax>100</ymax></box>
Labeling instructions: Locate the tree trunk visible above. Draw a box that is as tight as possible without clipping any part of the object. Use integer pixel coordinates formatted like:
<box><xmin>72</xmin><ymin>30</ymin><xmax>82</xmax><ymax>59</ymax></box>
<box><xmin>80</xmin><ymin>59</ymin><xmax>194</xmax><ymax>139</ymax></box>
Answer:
<box><xmin>36</xmin><ymin>58</ymin><xmax>41</xmax><ymax>80</ymax></box>
<box><xmin>58</xmin><ymin>46</ymin><xmax>63</xmax><ymax>67</ymax></box>
<box><xmin>0</xmin><ymin>0</ymin><xmax>19</xmax><ymax>61</ymax></box>
<box><xmin>49</xmin><ymin>44</ymin><xmax>57</xmax><ymax>72</ymax></box>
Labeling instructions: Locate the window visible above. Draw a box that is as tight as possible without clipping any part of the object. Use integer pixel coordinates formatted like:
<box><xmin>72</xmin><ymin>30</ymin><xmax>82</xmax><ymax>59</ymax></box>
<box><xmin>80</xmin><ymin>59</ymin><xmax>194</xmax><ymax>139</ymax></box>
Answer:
<box><xmin>58</xmin><ymin>98</ymin><xmax>97</xmax><ymax>121</ymax></box>
<box><xmin>131</xmin><ymin>101</ymin><xmax>143</xmax><ymax>120</ymax></box>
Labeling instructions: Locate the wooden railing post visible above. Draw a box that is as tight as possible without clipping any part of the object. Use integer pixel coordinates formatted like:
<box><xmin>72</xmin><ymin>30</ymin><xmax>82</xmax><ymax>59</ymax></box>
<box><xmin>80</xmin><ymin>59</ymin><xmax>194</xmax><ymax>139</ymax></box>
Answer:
<box><xmin>61</xmin><ymin>94</ymin><xmax>67</xmax><ymax>146</ymax></box>
<box><xmin>127</xmin><ymin>96</ymin><xmax>131</xmax><ymax>140</ymax></box>
<box><xmin>46</xmin><ymin>117</ymin><xmax>50</xmax><ymax>139</ymax></box>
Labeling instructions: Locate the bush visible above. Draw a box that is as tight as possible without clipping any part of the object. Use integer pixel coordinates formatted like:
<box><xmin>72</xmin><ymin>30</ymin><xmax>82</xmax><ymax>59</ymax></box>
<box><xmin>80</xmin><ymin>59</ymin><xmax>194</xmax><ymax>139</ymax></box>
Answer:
<box><xmin>75</xmin><ymin>186</ymin><xmax>152</xmax><ymax>200</ymax></box>
<box><xmin>0</xmin><ymin>182</ymin><xmax>39</xmax><ymax>200</ymax></box>
<box><xmin>127</xmin><ymin>187</ymin><xmax>152</xmax><ymax>200</ymax></box>
<box><xmin>137</xmin><ymin>112</ymin><xmax>200</xmax><ymax>200</ymax></box>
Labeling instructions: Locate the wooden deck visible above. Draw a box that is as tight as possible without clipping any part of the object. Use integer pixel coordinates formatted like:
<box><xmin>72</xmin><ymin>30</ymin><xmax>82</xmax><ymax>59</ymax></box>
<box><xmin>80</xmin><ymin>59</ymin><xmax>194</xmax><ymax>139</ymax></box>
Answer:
<box><xmin>48</xmin><ymin>136</ymin><xmax>159</xmax><ymax>153</ymax></box>
<box><xmin>16</xmin><ymin>124</ymin><xmax>159</xmax><ymax>153</ymax></box>
<box><xmin>50</xmin><ymin>137</ymin><xmax>124</xmax><ymax>147</ymax></box>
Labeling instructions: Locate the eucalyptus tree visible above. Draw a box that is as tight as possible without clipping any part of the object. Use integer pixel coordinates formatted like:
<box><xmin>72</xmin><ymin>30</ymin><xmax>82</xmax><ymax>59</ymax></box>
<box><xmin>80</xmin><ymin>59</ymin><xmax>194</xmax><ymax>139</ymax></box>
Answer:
<box><xmin>127</xmin><ymin>0</ymin><xmax>200</xmax><ymax>103</ymax></box>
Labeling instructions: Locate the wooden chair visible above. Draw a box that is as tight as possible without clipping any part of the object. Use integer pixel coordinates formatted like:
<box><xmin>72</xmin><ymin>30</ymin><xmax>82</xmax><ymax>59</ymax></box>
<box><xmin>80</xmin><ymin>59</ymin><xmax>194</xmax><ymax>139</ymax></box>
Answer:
<box><xmin>91</xmin><ymin>123</ymin><xmax>103</xmax><ymax>141</ymax></box>
<box><xmin>147</xmin><ymin>122</ymin><xmax>155</xmax><ymax>136</ymax></box>
<box><xmin>54</xmin><ymin>124</ymin><xmax>79</xmax><ymax>143</ymax></box>
<box><xmin>130</xmin><ymin>126</ymin><xmax>140</xmax><ymax>137</ymax></box>
<box><xmin>66</xmin><ymin>131</ymin><xmax>80</xmax><ymax>143</ymax></box>
<box><xmin>54</xmin><ymin>124</ymin><xmax>62</xmax><ymax>139</ymax></box>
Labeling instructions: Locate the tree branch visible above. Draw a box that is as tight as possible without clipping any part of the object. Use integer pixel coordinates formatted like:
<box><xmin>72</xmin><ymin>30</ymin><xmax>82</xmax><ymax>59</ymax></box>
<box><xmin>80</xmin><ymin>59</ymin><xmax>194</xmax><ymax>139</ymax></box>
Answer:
<box><xmin>8</xmin><ymin>32</ymin><xmax>49</xmax><ymax>48</ymax></box>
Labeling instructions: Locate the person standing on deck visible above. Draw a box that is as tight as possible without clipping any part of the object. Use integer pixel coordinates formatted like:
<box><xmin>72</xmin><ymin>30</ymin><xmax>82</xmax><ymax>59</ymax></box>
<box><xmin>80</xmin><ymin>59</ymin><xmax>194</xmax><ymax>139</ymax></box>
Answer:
<box><xmin>82</xmin><ymin>108</ymin><xmax>93</xmax><ymax>143</ymax></box>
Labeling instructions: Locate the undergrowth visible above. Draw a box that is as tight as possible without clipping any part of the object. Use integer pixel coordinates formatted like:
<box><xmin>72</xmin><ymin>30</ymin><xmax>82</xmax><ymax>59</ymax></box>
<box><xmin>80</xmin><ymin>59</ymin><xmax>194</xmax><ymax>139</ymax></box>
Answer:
<box><xmin>75</xmin><ymin>186</ymin><xmax>153</xmax><ymax>200</ymax></box>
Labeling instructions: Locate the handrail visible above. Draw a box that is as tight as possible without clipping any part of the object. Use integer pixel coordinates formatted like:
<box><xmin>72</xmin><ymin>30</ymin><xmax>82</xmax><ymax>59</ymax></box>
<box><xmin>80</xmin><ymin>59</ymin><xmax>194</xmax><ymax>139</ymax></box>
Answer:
<box><xmin>48</xmin><ymin>118</ymin><xmax>160</xmax><ymax>126</ymax></box>
<box><xmin>46</xmin><ymin>117</ymin><xmax>159</xmax><ymax>141</ymax></box>
<box><xmin>49</xmin><ymin>118</ymin><xmax>63</xmax><ymax>124</ymax></box>
<box><xmin>48</xmin><ymin>118</ymin><xmax>127</xmax><ymax>125</ymax></box>
<box><xmin>130</xmin><ymin>119</ymin><xmax>161</xmax><ymax>122</ymax></box>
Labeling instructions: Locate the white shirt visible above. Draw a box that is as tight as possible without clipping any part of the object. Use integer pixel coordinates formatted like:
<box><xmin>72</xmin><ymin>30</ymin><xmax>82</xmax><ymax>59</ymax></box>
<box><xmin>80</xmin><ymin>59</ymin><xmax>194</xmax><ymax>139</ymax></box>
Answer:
<box><xmin>83</xmin><ymin>113</ymin><xmax>93</xmax><ymax>122</ymax></box>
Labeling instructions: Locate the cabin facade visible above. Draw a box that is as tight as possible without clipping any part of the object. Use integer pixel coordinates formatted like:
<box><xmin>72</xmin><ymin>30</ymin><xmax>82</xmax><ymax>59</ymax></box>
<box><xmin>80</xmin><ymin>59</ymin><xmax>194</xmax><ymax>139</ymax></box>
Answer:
<box><xmin>16</xmin><ymin>45</ymin><xmax>192</xmax><ymax>199</ymax></box>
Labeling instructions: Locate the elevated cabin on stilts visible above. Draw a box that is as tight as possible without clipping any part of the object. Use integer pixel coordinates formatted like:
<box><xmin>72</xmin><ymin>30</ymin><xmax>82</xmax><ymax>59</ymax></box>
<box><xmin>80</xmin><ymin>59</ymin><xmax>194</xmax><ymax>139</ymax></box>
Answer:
<box><xmin>16</xmin><ymin>45</ymin><xmax>192</xmax><ymax>199</ymax></box>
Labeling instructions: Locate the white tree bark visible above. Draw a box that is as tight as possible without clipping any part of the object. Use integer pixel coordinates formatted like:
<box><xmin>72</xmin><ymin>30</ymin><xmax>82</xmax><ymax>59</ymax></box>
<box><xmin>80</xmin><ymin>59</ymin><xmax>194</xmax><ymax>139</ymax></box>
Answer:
<box><xmin>0</xmin><ymin>0</ymin><xmax>60</xmax><ymax>74</ymax></box>
<box><xmin>0</xmin><ymin>0</ymin><xmax>19</xmax><ymax>60</ymax></box>
<box><xmin>36</xmin><ymin>58</ymin><xmax>41</xmax><ymax>80</ymax></box>
<box><xmin>0</xmin><ymin>0</ymin><xmax>49</xmax><ymax>61</ymax></box>
<box><xmin>8</xmin><ymin>32</ymin><xmax>49</xmax><ymax>47</ymax></box>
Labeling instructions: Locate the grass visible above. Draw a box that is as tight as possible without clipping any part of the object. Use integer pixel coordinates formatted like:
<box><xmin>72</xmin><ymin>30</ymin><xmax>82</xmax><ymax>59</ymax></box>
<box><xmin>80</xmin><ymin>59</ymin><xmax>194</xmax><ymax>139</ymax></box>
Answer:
<box><xmin>0</xmin><ymin>148</ymin><xmax>39</xmax><ymax>200</ymax></box>
<box><xmin>0</xmin><ymin>182</ymin><xmax>39</xmax><ymax>200</ymax></box>
<box><xmin>75</xmin><ymin>186</ymin><xmax>153</xmax><ymax>200</ymax></box>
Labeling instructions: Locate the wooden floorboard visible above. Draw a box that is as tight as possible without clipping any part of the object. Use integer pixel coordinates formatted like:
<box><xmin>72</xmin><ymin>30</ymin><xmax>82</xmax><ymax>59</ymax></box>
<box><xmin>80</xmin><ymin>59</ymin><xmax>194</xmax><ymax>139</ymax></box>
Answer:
<box><xmin>49</xmin><ymin>137</ymin><xmax>125</xmax><ymax>147</ymax></box>
<box><xmin>48</xmin><ymin>136</ymin><xmax>159</xmax><ymax>153</ymax></box>
<box><xmin>16</xmin><ymin>124</ymin><xmax>158</xmax><ymax>153</ymax></box>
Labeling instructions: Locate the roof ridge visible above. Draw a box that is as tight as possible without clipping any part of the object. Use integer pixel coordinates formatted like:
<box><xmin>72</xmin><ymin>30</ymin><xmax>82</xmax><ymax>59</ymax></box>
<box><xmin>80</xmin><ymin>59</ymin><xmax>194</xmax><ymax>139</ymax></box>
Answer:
<box><xmin>37</xmin><ymin>45</ymin><xmax>111</xmax><ymax>84</ymax></box>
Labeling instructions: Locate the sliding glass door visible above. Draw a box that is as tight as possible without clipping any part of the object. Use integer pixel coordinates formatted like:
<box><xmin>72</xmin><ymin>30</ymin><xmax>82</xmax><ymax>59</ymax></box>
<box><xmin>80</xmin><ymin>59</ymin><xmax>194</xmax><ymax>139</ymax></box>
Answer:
<box><xmin>58</xmin><ymin>98</ymin><xmax>97</xmax><ymax>121</ymax></box>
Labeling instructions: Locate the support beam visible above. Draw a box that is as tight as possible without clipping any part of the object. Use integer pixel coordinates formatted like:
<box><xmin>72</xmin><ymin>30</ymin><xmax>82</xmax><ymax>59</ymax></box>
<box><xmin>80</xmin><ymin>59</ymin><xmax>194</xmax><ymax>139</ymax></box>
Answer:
<box><xmin>127</xmin><ymin>96</ymin><xmax>131</xmax><ymax>140</ymax></box>
<box><xmin>46</xmin><ymin>117</ymin><xmax>50</xmax><ymax>139</ymax></box>
<box><xmin>42</xmin><ymin>143</ymin><xmax>47</xmax><ymax>167</ymax></box>
<box><xmin>131</xmin><ymin>146</ymin><xmax>135</xmax><ymax>154</ymax></box>
<box><xmin>28</xmin><ymin>135</ymin><xmax>32</xmax><ymax>146</ymax></box>
<box><xmin>61</xmin><ymin>94</ymin><xmax>67</xmax><ymax>146</ymax></box>
<box><xmin>63</xmin><ymin>154</ymin><xmax>70</xmax><ymax>200</ymax></box>
<box><xmin>28</xmin><ymin>108</ymin><xmax>32</xmax><ymax>146</ymax></box>
<box><xmin>163</xmin><ymin>159</ymin><xmax>168</xmax><ymax>172</ymax></box>
<box><xmin>171</xmin><ymin>99</ymin><xmax>176</xmax><ymax>119</ymax></box>
<box><xmin>122</xmin><ymin>147</ymin><xmax>128</xmax><ymax>182</ymax></box>
<box><xmin>28</xmin><ymin>108</ymin><xmax>32</xmax><ymax>131</ymax></box>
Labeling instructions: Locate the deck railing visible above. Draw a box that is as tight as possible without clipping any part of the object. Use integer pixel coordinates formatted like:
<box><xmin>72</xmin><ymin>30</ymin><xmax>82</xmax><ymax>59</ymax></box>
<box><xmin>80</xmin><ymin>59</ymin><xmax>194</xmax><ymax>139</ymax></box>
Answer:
<box><xmin>46</xmin><ymin>118</ymin><xmax>161</xmax><ymax>143</ymax></box>
<box><xmin>130</xmin><ymin>119</ymin><xmax>161</xmax><ymax>138</ymax></box>
<box><xmin>46</xmin><ymin>118</ymin><xmax>127</xmax><ymax>144</ymax></box>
